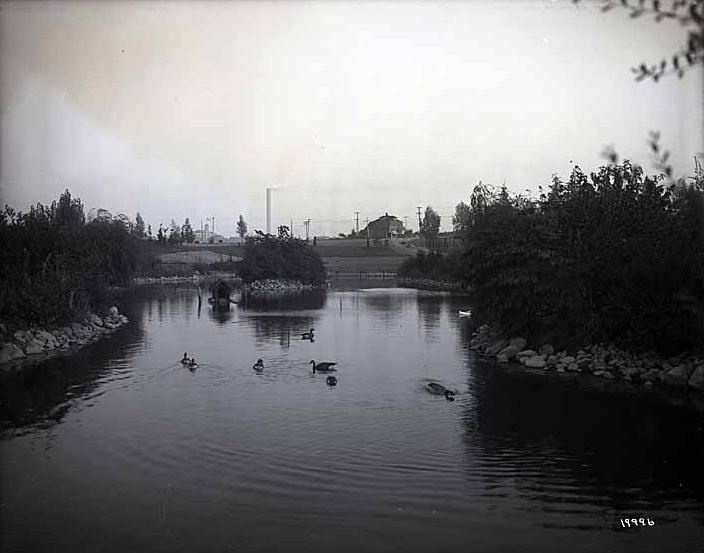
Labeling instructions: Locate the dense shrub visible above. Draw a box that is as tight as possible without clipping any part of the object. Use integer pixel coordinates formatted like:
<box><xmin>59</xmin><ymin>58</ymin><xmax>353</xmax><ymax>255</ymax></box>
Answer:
<box><xmin>238</xmin><ymin>231</ymin><xmax>326</xmax><ymax>285</ymax></box>
<box><xmin>398</xmin><ymin>251</ymin><xmax>464</xmax><ymax>281</ymax></box>
<box><xmin>0</xmin><ymin>190</ymin><xmax>138</xmax><ymax>329</ymax></box>
<box><xmin>459</xmin><ymin>162</ymin><xmax>704</xmax><ymax>354</ymax></box>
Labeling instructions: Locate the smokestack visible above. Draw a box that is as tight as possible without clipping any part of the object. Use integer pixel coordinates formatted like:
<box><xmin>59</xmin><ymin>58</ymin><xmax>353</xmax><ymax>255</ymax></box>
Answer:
<box><xmin>266</xmin><ymin>188</ymin><xmax>272</xmax><ymax>234</ymax></box>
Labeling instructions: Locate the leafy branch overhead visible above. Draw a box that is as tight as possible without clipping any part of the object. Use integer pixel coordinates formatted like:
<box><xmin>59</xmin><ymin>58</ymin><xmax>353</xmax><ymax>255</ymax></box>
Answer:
<box><xmin>573</xmin><ymin>0</ymin><xmax>704</xmax><ymax>81</ymax></box>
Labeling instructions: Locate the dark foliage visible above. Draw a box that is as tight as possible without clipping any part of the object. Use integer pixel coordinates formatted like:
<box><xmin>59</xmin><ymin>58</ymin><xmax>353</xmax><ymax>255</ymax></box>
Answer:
<box><xmin>0</xmin><ymin>190</ymin><xmax>138</xmax><ymax>329</ymax></box>
<box><xmin>458</xmin><ymin>162</ymin><xmax>704</xmax><ymax>354</ymax></box>
<box><xmin>238</xmin><ymin>231</ymin><xmax>326</xmax><ymax>285</ymax></box>
<box><xmin>398</xmin><ymin>251</ymin><xmax>464</xmax><ymax>282</ymax></box>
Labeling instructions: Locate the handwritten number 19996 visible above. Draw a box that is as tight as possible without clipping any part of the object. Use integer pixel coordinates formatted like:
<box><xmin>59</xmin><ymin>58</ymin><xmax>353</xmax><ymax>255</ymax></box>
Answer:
<box><xmin>621</xmin><ymin>518</ymin><xmax>655</xmax><ymax>527</ymax></box>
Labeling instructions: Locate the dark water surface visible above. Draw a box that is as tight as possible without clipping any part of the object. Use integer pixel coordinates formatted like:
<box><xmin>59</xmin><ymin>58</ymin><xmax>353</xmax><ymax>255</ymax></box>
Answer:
<box><xmin>1</xmin><ymin>285</ymin><xmax>703</xmax><ymax>553</ymax></box>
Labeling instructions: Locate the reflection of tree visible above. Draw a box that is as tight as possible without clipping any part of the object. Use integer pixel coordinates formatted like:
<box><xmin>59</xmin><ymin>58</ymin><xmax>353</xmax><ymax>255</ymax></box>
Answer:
<box><xmin>249</xmin><ymin>315</ymin><xmax>318</xmax><ymax>349</ymax></box>
<box><xmin>359</xmin><ymin>291</ymin><xmax>409</xmax><ymax>327</ymax></box>
<box><xmin>417</xmin><ymin>295</ymin><xmax>443</xmax><ymax>332</ymax></box>
<box><xmin>0</xmin><ymin>312</ymin><xmax>146</xmax><ymax>433</ymax></box>
<box><xmin>241</xmin><ymin>289</ymin><xmax>327</xmax><ymax>311</ymax></box>
<box><xmin>461</xmin><ymin>365</ymin><xmax>704</xmax><ymax>519</ymax></box>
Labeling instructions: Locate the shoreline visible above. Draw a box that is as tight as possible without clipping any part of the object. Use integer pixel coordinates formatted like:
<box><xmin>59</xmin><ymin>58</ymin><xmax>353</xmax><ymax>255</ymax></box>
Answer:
<box><xmin>244</xmin><ymin>278</ymin><xmax>323</xmax><ymax>296</ymax></box>
<box><xmin>0</xmin><ymin>306</ymin><xmax>129</xmax><ymax>369</ymax></box>
<box><xmin>397</xmin><ymin>277</ymin><xmax>471</xmax><ymax>293</ymax></box>
<box><xmin>469</xmin><ymin>324</ymin><xmax>704</xmax><ymax>397</ymax></box>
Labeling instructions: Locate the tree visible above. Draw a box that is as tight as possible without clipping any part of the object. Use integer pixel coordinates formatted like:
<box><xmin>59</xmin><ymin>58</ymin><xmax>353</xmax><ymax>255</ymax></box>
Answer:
<box><xmin>51</xmin><ymin>189</ymin><xmax>84</xmax><ymax>229</ymax></box>
<box><xmin>168</xmin><ymin>219</ymin><xmax>181</xmax><ymax>245</ymax></box>
<box><xmin>277</xmin><ymin>225</ymin><xmax>290</xmax><ymax>239</ymax></box>
<box><xmin>114</xmin><ymin>213</ymin><xmax>133</xmax><ymax>232</ymax></box>
<box><xmin>181</xmin><ymin>218</ymin><xmax>195</xmax><ymax>243</ymax></box>
<box><xmin>147</xmin><ymin>224</ymin><xmax>153</xmax><ymax>241</ymax></box>
<box><xmin>157</xmin><ymin>224</ymin><xmax>165</xmax><ymax>244</ymax></box>
<box><xmin>88</xmin><ymin>208</ymin><xmax>113</xmax><ymax>223</ymax></box>
<box><xmin>452</xmin><ymin>201</ymin><xmax>471</xmax><ymax>232</ymax></box>
<box><xmin>573</xmin><ymin>0</ymin><xmax>704</xmax><ymax>81</ymax></box>
<box><xmin>134</xmin><ymin>212</ymin><xmax>146</xmax><ymax>238</ymax></box>
<box><xmin>237</xmin><ymin>214</ymin><xmax>248</xmax><ymax>239</ymax></box>
<box><xmin>420</xmin><ymin>206</ymin><xmax>441</xmax><ymax>239</ymax></box>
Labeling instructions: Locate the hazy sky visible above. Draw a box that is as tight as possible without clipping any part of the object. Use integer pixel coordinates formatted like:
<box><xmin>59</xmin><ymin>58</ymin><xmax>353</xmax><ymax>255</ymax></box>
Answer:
<box><xmin>1</xmin><ymin>0</ymin><xmax>701</xmax><ymax>236</ymax></box>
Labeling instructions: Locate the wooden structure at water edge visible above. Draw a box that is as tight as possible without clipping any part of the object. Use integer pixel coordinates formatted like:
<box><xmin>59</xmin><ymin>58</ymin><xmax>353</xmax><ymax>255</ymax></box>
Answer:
<box><xmin>208</xmin><ymin>279</ymin><xmax>235</xmax><ymax>308</ymax></box>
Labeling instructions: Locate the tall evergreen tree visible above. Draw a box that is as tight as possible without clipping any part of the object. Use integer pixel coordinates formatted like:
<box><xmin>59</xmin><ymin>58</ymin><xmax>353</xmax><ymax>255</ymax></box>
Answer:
<box><xmin>134</xmin><ymin>212</ymin><xmax>146</xmax><ymax>238</ymax></box>
<box><xmin>237</xmin><ymin>214</ymin><xmax>248</xmax><ymax>238</ymax></box>
<box><xmin>181</xmin><ymin>218</ymin><xmax>195</xmax><ymax>243</ymax></box>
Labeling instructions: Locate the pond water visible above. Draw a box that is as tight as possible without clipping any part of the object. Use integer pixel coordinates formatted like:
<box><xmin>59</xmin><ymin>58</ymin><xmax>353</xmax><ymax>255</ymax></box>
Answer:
<box><xmin>1</xmin><ymin>284</ymin><xmax>703</xmax><ymax>553</ymax></box>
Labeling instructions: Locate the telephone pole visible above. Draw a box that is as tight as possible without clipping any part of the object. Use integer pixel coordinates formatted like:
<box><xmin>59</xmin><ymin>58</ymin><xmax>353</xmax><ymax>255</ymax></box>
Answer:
<box><xmin>417</xmin><ymin>206</ymin><xmax>423</xmax><ymax>231</ymax></box>
<box><xmin>304</xmin><ymin>219</ymin><xmax>311</xmax><ymax>241</ymax></box>
<box><xmin>355</xmin><ymin>211</ymin><xmax>360</xmax><ymax>234</ymax></box>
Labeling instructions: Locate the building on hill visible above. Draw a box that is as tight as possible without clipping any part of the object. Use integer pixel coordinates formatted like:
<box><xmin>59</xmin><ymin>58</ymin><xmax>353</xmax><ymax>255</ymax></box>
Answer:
<box><xmin>361</xmin><ymin>213</ymin><xmax>405</xmax><ymax>239</ymax></box>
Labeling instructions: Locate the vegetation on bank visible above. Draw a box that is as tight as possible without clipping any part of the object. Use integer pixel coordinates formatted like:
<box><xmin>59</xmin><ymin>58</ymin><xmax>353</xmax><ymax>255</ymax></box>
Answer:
<box><xmin>238</xmin><ymin>229</ymin><xmax>326</xmax><ymax>285</ymax></box>
<box><xmin>400</xmin><ymin>160</ymin><xmax>704</xmax><ymax>355</ymax></box>
<box><xmin>0</xmin><ymin>190</ymin><xmax>138</xmax><ymax>329</ymax></box>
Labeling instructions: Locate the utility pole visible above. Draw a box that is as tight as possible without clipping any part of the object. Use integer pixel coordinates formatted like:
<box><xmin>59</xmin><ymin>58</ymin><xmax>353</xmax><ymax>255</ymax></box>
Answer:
<box><xmin>403</xmin><ymin>216</ymin><xmax>408</xmax><ymax>231</ymax></box>
<box><xmin>304</xmin><ymin>219</ymin><xmax>311</xmax><ymax>241</ymax></box>
<box><xmin>290</xmin><ymin>218</ymin><xmax>293</xmax><ymax>237</ymax></box>
<box><xmin>416</xmin><ymin>206</ymin><xmax>423</xmax><ymax>231</ymax></box>
<box><xmin>355</xmin><ymin>211</ymin><xmax>360</xmax><ymax>234</ymax></box>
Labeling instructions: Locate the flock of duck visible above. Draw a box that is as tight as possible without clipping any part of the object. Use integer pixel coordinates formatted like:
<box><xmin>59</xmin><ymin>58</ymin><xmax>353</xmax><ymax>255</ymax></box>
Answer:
<box><xmin>179</xmin><ymin>326</ymin><xmax>455</xmax><ymax>399</ymax></box>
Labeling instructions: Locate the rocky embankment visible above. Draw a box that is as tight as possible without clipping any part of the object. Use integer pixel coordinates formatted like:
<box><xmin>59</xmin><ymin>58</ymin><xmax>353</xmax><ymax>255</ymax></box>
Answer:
<box><xmin>398</xmin><ymin>277</ymin><xmax>470</xmax><ymax>293</ymax></box>
<box><xmin>0</xmin><ymin>306</ymin><xmax>129</xmax><ymax>366</ymax></box>
<box><xmin>470</xmin><ymin>324</ymin><xmax>704</xmax><ymax>391</ymax></box>
<box><xmin>246</xmin><ymin>279</ymin><xmax>318</xmax><ymax>296</ymax></box>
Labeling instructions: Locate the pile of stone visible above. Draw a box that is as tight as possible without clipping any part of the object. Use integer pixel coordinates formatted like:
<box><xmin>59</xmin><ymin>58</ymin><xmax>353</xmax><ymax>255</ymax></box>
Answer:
<box><xmin>247</xmin><ymin>279</ymin><xmax>316</xmax><ymax>296</ymax></box>
<box><xmin>469</xmin><ymin>324</ymin><xmax>704</xmax><ymax>391</ymax></box>
<box><xmin>0</xmin><ymin>306</ymin><xmax>129</xmax><ymax>365</ymax></box>
<box><xmin>134</xmin><ymin>274</ymin><xmax>204</xmax><ymax>285</ymax></box>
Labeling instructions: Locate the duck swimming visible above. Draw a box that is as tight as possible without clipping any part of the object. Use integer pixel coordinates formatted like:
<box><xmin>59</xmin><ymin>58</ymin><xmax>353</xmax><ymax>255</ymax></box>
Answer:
<box><xmin>188</xmin><ymin>358</ymin><xmax>199</xmax><ymax>369</ymax></box>
<box><xmin>326</xmin><ymin>375</ymin><xmax>338</xmax><ymax>386</ymax></box>
<box><xmin>253</xmin><ymin>359</ymin><xmax>264</xmax><ymax>372</ymax></box>
<box><xmin>310</xmin><ymin>360</ymin><xmax>337</xmax><ymax>373</ymax></box>
<box><xmin>181</xmin><ymin>352</ymin><xmax>190</xmax><ymax>365</ymax></box>
<box><xmin>301</xmin><ymin>328</ymin><xmax>315</xmax><ymax>340</ymax></box>
<box><xmin>426</xmin><ymin>382</ymin><xmax>456</xmax><ymax>401</ymax></box>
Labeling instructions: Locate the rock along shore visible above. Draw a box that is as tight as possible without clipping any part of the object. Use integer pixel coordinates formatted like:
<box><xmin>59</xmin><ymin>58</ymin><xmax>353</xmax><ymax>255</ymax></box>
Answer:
<box><xmin>0</xmin><ymin>306</ymin><xmax>129</xmax><ymax>367</ymax></box>
<box><xmin>469</xmin><ymin>324</ymin><xmax>704</xmax><ymax>392</ymax></box>
<box><xmin>398</xmin><ymin>277</ymin><xmax>470</xmax><ymax>293</ymax></box>
<box><xmin>246</xmin><ymin>279</ymin><xmax>318</xmax><ymax>296</ymax></box>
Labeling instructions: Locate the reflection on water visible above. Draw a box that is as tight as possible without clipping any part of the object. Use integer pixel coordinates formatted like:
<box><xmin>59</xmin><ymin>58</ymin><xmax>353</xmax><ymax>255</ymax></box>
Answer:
<box><xmin>1</xmin><ymin>286</ymin><xmax>703</xmax><ymax>553</ymax></box>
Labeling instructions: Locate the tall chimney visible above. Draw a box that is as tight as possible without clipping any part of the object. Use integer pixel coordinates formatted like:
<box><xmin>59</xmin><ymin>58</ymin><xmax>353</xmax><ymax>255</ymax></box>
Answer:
<box><xmin>266</xmin><ymin>188</ymin><xmax>272</xmax><ymax>234</ymax></box>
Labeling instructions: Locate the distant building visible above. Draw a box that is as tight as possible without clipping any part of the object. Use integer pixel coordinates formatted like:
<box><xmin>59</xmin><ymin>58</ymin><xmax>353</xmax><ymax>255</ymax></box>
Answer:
<box><xmin>193</xmin><ymin>227</ymin><xmax>225</xmax><ymax>243</ymax></box>
<box><xmin>361</xmin><ymin>213</ymin><xmax>405</xmax><ymax>239</ymax></box>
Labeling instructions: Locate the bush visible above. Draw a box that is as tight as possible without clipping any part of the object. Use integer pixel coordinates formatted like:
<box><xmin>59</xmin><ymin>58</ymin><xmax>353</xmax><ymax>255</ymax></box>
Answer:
<box><xmin>0</xmin><ymin>190</ymin><xmax>138</xmax><ymax>329</ymax></box>
<box><xmin>239</xmin><ymin>231</ymin><xmax>326</xmax><ymax>285</ymax></box>
<box><xmin>458</xmin><ymin>162</ymin><xmax>704</xmax><ymax>353</ymax></box>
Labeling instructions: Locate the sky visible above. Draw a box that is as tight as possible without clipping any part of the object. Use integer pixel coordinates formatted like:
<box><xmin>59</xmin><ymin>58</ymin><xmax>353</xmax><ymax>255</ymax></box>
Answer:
<box><xmin>0</xmin><ymin>0</ymin><xmax>701</xmax><ymax>237</ymax></box>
